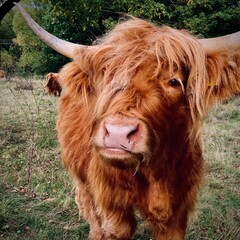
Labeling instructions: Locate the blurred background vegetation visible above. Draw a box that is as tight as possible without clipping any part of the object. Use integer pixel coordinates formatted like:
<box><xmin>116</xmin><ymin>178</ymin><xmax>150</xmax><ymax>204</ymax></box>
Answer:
<box><xmin>0</xmin><ymin>0</ymin><xmax>240</xmax><ymax>76</ymax></box>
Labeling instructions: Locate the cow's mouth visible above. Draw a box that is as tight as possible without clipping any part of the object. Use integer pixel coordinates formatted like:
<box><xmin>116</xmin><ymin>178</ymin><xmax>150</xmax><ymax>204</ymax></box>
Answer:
<box><xmin>98</xmin><ymin>147</ymin><xmax>143</xmax><ymax>169</ymax></box>
<box><xmin>102</xmin><ymin>147</ymin><xmax>131</xmax><ymax>155</ymax></box>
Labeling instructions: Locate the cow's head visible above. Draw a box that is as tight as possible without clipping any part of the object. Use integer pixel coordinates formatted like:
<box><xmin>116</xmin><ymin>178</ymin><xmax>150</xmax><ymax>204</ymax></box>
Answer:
<box><xmin>15</xmin><ymin>3</ymin><xmax>240</xmax><ymax>171</ymax></box>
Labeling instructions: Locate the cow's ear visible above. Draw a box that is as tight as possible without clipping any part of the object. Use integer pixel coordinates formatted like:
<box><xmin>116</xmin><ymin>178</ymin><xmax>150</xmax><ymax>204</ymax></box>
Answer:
<box><xmin>45</xmin><ymin>72</ymin><xmax>62</xmax><ymax>97</ymax></box>
<box><xmin>204</xmin><ymin>50</ymin><xmax>240</xmax><ymax>107</ymax></box>
<box><xmin>186</xmin><ymin>50</ymin><xmax>240</xmax><ymax>127</ymax></box>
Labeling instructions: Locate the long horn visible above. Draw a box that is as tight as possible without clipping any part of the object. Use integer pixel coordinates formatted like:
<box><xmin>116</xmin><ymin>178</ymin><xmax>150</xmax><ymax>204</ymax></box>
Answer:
<box><xmin>198</xmin><ymin>32</ymin><xmax>240</xmax><ymax>54</ymax></box>
<box><xmin>14</xmin><ymin>2</ymin><xmax>85</xmax><ymax>59</ymax></box>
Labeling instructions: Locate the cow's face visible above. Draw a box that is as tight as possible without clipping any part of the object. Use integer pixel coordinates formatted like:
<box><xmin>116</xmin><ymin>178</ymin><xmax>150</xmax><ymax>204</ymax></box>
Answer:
<box><xmin>92</xmin><ymin>58</ymin><xmax>190</xmax><ymax>169</ymax></box>
<box><xmin>57</xmin><ymin>20</ymin><xmax>240</xmax><ymax>171</ymax></box>
<box><xmin>57</xmin><ymin>22</ymin><xmax>209</xmax><ymax>171</ymax></box>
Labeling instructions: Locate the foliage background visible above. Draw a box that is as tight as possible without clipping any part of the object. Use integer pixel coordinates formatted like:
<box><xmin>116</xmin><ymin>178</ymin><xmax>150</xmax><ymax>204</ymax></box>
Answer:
<box><xmin>0</xmin><ymin>0</ymin><xmax>239</xmax><ymax>75</ymax></box>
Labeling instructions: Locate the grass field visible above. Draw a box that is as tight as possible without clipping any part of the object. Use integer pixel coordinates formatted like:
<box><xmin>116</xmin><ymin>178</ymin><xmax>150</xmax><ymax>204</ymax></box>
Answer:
<box><xmin>0</xmin><ymin>78</ymin><xmax>239</xmax><ymax>240</ymax></box>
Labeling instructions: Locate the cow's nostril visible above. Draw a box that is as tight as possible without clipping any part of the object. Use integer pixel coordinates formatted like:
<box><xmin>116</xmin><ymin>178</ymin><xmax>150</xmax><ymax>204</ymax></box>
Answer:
<box><xmin>127</xmin><ymin>125</ymin><xmax>139</xmax><ymax>139</ymax></box>
<box><xmin>105</xmin><ymin>127</ymin><xmax>109</xmax><ymax>136</ymax></box>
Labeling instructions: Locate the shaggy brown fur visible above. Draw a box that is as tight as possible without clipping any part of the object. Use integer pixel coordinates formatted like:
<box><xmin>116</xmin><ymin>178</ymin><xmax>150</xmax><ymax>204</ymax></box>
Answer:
<box><xmin>45</xmin><ymin>72</ymin><xmax>62</xmax><ymax>96</ymax></box>
<box><xmin>56</xmin><ymin>19</ymin><xmax>240</xmax><ymax>239</ymax></box>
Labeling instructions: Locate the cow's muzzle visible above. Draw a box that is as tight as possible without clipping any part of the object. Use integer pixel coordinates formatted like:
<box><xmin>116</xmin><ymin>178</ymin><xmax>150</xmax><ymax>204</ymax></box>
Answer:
<box><xmin>94</xmin><ymin>115</ymin><xmax>149</xmax><ymax>169</ymax></box>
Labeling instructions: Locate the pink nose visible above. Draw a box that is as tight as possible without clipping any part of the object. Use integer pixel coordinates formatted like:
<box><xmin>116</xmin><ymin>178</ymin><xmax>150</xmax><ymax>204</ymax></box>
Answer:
<box><xmin>104</xmin><ymin>122</ymin><xmax>140</xmax><ymax>151</ymax></box>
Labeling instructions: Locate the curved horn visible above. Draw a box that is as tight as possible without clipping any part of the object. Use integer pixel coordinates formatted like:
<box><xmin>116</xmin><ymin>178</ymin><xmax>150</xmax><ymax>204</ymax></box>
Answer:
<box><xmin>14</xmin><ymin>2</ymin><xmax>86</xmax><ymax>59</ymax></box>
<box><xmin>198</xmin><ymin>32</ymin><xmax>240</xmax><ymax>54</ymax></box>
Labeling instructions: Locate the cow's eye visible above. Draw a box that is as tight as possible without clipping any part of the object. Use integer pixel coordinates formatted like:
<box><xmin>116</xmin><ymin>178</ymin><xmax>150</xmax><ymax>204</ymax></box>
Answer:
<box><xmin>169</xmin><ymin>79</ymin><xmax>180</xmax><ymax>87</ymax></box>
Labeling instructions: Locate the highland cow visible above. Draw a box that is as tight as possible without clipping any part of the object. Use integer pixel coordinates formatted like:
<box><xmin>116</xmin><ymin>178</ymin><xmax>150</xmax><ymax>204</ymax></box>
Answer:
<box><xmin>15</xmin><ymin>3</ymin><xmax>240</xmax><ymax>240</ymax></box>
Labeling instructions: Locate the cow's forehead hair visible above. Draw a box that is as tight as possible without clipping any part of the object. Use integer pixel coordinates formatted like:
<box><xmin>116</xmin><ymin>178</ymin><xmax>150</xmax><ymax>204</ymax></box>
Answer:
<box><xmin>76</xmin><ymin>18</ymin><xmax>206</xmax><ymax>89</ymax></box>
<box><xmin>70</xmin><ymin>18</ymin><xmax>207</xmax><ymax>124</ymax></box>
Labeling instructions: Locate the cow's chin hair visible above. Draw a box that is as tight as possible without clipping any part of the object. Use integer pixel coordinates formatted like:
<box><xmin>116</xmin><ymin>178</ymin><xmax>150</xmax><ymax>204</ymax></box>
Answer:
<box><xmin>97</xmin><ymin>148</ymin><xmax>144</xmax><ymax>170</ymax></box>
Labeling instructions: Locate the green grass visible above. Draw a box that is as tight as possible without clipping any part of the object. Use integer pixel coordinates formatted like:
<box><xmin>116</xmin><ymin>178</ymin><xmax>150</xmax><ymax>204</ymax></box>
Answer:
<box><xmin>0</xmin><ymin>78</ymin><xmax>239</xmax><ymax>239</ymax></box>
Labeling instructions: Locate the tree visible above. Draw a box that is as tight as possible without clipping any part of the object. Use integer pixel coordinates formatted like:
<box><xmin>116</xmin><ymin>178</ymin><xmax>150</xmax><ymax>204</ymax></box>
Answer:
<box><xmin>0</xmin><ymin>7</ymin><xmax>15</xmax><ymax>52</ymax></box>
<box><xmin>168</xmin><ymin>0</ymin><xmax>240</xmax><ymax>37</ymax></box>
<box><xmin>11</xmin><ymin>0</ymin><xmax>46</xmax><ymax>74</ymax></box>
